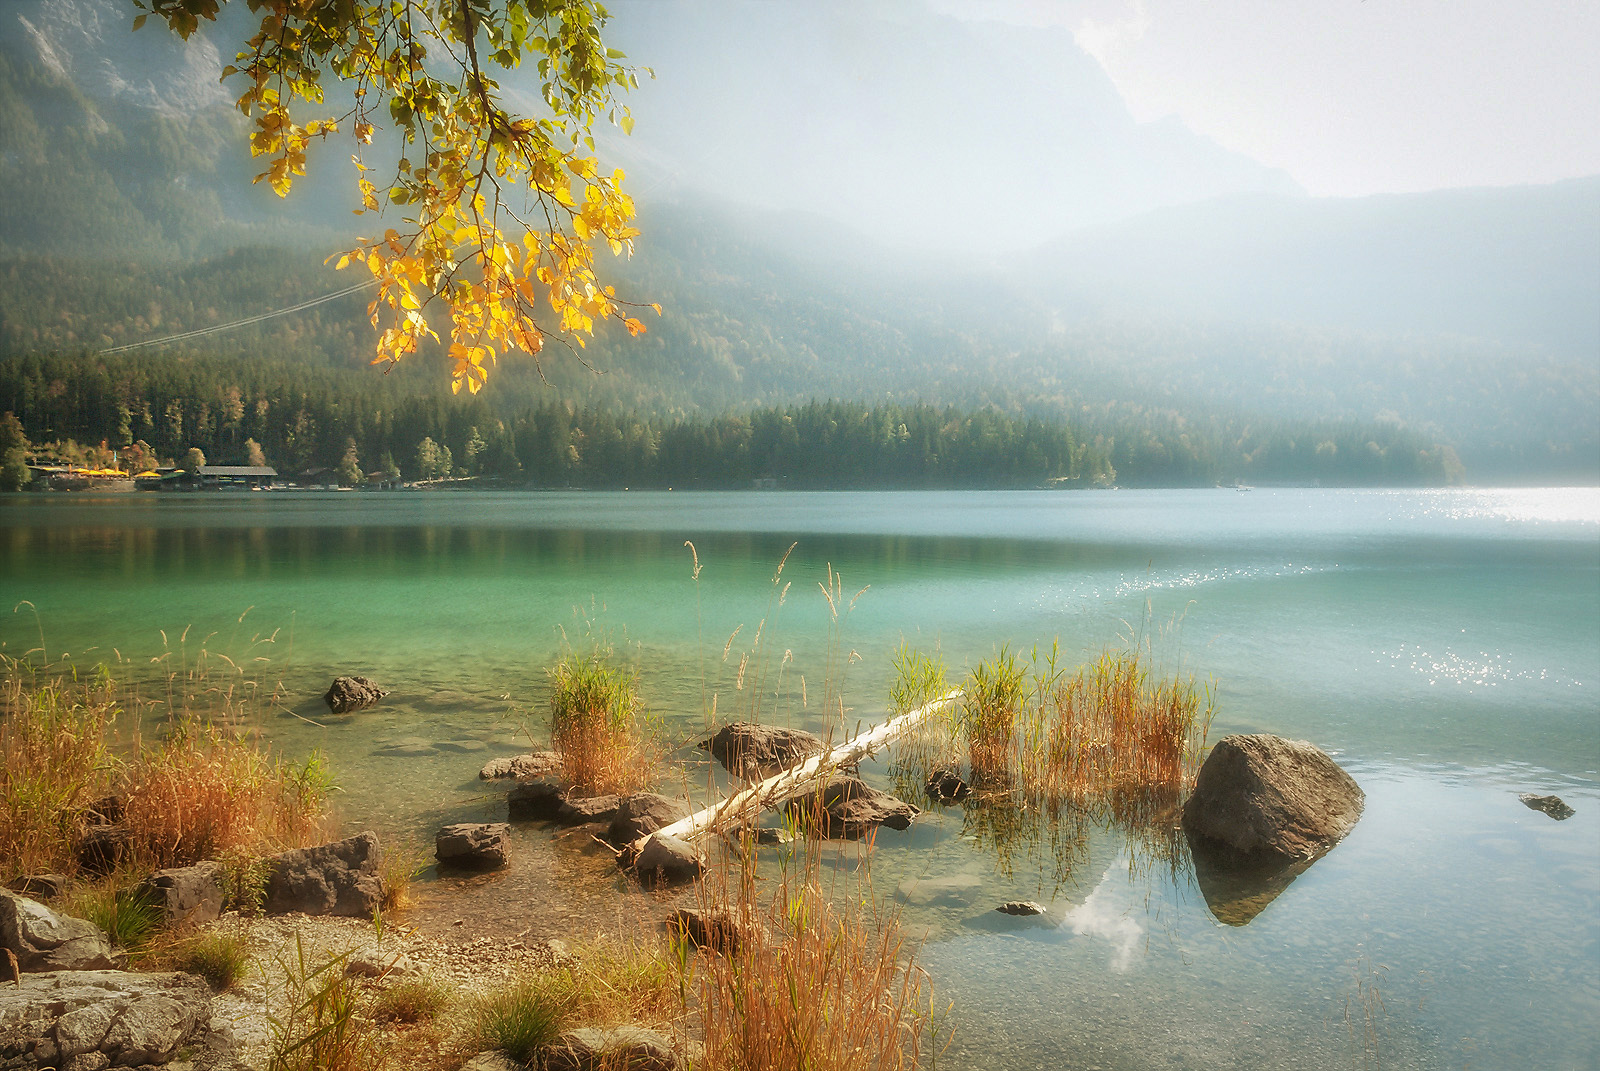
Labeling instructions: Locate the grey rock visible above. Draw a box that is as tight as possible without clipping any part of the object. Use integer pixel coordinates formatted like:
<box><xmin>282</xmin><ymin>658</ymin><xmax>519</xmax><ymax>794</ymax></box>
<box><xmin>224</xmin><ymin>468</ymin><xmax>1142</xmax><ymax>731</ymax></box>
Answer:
<box><xmin>261</xmin><ymin>832</ymin><xmax>384</xmax><ymax>916</ymax></box>
<box><xmin>632</xmin><ymin>834</ymin><xmax>704</xmax><ymax>885</ymax></box>
<box><xmin>699</xmin><ymin>723</ymin><xmax>824</xmax><ymax>779</ymax></box>
<box><xmin>664</xmin><ymin>908</ymin><xmax>757</xmax><ymax>955</ymax></box>
<box><xmin>545</xmin><ymin>1025</ymin><xmax>682</xmax><ymax>1071</ymax></box>
<box><xmin>137</xmin><ymin>862</ymin><xmax>225</xmax><ymax>928</ymax></box>
<box><xmin>0</xmin><ymin>891</ymin><xmax>116</xmax><ymax>973</ymax></box>
<box><xmin>996</xmin><ymin>901</ymin><xmax>1046</xmax><ymax>916</ymax></box>
<box><xmin>782</xmin><ymin>775</ymin><xmax>920</xmax><ymax>838</ymax></box>
<box><xmin>77</xmin><ymin>825</ymin><xmax>131</xmax><ymax>874</ymax></box>
<box><xmin>0</xmin><ymin>969</ymin><xmax>211</xmax><ymax>1069</ymax></box>
<box><xmin>1182</xmin><ymin>734</ymin><xmax>1365</xmax><ymax>860</ymax></box>
<box><xmin>9</xmin><ymin>875</ymin><xmax>67</xmax><ymax>901</ymax></box>
<box><xmin>1520</xmin><ymin>793</ymin><xmax>1576</xmax><ymax>820</ymax></box>
<box><xmin>480</xmin><ymin>752</ymin><xmax>561</xmax><ymax>780</ymax></box>
<box><xmin>609</xmin><ymin>794</ymin><xmax>691</xmax><ymax>845</ymax></box>
<box><xmin>323</xmin><ymin>675</ymin><xmax>387</xmax><ymax>713</ymax></box>
<box><xmin>556</xmin><ymin>794</ymin><xmax>622</xmax><ymax>826</ymax></box>
<box><xmin>459</xmin><ymin>1053</ymin><xmax>524</xmax><ymax>1071</ymax></box>
<box><xmin>506</xmin><ymin>778</ymin><xmax>566</xmax><ymax>821</ymax></box>
<box><xmin>436</xmin><ymin>823</ymin><xmax>510</xmax><ymax>869</ymax></box>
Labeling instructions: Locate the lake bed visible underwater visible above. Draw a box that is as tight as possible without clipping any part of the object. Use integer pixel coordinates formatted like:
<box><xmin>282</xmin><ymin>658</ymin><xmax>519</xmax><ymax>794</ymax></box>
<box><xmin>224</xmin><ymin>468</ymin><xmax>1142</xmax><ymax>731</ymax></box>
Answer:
<box><xmin>3</xmin><ymin>487</ymin><xmax>1597</xmax><ymax>1070</ymax></box>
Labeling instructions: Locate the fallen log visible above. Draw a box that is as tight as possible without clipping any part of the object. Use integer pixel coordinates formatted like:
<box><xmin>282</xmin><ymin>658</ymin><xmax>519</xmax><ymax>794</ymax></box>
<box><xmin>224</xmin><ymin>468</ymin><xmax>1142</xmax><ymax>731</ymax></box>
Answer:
<box><xmin>627</xmin><ymin>689</ymin><xmax>963</xmax><ymax>860</ymax></box>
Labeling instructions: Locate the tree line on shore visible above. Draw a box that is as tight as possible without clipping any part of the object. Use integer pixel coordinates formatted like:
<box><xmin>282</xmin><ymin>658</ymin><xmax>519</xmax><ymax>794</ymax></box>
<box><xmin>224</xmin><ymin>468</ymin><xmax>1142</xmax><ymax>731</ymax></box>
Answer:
<box><xmin>0</xmin><ymin>352</ymin><xmax>1465</xmax><ymax>489</ymax></box>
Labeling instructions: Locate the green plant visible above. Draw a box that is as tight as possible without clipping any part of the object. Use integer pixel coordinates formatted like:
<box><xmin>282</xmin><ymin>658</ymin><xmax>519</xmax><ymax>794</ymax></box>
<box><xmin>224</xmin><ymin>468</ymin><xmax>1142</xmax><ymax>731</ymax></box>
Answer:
<box><xmin>372</xmin><ymin>977</ymin><xmax>453</xmax><ymax>1024</ymax></box>
<box><xmin>70</xmin><ymin>884</ymin><xmax>162</xmax><ymax>953</ymax></box>
<box><xmin>962</xmin><ymin>648</ymin><xmax>1027</xmax><ymax>783</ymax></box>
<box><xmin>549</xmin><ymin>651</ymin><xmax>657</xmax><ymax>795</ymax></box>
<box><xmin>170</xmin><ymin>930</ymin><xmax>252</xmax><ymax>990</ymax></box>
<box><xmin>268</xmin><ymin>937</ymin><xmax>382</xmax><ymax>1071</ymax></box>
<box><xmin>377</xmin><ymin>840</ymin><xmax>432</xmax><ymax>915</ymax></box>
<box><xmin>473</xmin><ymin>976</ymin><xmax>573</xmax><ymax>1065</ymax></box>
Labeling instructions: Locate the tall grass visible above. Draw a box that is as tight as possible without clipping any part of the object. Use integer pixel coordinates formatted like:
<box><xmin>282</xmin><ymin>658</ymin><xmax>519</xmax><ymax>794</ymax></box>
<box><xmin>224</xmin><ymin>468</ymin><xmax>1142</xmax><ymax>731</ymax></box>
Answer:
<box><xmin>268</xmin><ymin>939</ymin><xmax>383</xmax><ymax>1071</ymax></box>
<box><xmin>687</xmin><ymin>842</ymin><xmax>930</xmax><ymax>1071</ymax></box>
<box><xmin>0</xmin><ymin>658</ymin><xmax>120</xmax><ymax>877</ymax></box>
<box><xmin>549</xmin><ymin>651</ymin><xmax>658</xmax><ymax>795</ymax></box>
<box><xmin>961</xmin><ymin>647</ymin><xmax>1027</xmax><ymax>784</ymax></box>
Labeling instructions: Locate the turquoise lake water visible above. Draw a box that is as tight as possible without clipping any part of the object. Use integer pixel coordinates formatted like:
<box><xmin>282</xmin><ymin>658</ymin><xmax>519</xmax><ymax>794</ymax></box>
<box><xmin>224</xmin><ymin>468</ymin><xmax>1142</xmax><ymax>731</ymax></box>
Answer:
<box><xmin>2</xmin><ymin>487</ymin><xmax>1597</xmax><ymax>1069</ymax></box>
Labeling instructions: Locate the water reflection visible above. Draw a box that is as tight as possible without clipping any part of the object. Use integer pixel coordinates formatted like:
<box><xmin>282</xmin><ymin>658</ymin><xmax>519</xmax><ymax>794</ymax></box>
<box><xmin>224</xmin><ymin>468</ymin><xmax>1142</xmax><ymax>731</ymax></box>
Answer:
<box><xmin>1185</xmin><ymin>828</ymin><xmax>1315</xmax><ymax>926</ymax></box>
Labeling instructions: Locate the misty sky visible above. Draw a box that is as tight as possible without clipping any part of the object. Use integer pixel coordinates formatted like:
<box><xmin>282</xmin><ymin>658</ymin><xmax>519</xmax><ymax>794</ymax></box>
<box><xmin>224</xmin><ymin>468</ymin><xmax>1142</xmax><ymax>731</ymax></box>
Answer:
<box><xmin>936</xmin><ymin>0</ymin><xmax>1600</xmax><ymax>197</ymax></box>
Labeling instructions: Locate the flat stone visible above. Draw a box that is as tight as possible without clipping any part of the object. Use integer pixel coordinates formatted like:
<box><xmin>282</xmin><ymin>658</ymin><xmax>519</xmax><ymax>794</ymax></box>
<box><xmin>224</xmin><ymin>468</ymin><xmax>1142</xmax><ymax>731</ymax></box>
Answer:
<box><xmin>436</xmin><ymin>823</ymin><xmax>510</xmax><ymax>869</ymax></box>
<box><xmin>996</xmin><ymin>901</ymin><xmax>1046</xmax><ymax>916</ymax></box>
<box><xmin>0</xmin><ymin>969</ymin><xmax>211</xmax><ymax>1069</ymax></box>
<box><xmin>507</xmin><ymin>778</ymin><xmax>567</xmax><ymax>821</ymax></box>
<box><xmin>545</xmin><ymin>1025</ymin><xmax>682</xmax><ymax>1071</ymax></box>
<box><xmin>261</xmin><ymin>832</ymin><xmax>384</xmax><ymax>917</ymax></box>
<box><xmin>344</xmin><ymin>947</ymin><xmax>415</xmax><ymax>979</ymax></box>
<box><xmin>1182</xmin><ymin>734</ymin><xmax>1365</xmax><ymax>860</ymax></box>
<box><xmin>480</xmin><ymin>752</ymin><xmax>562</xmax><ymax>780</ymax></box>
<box><xmin>324</xmin><ymin>675</ymin><xmax>387</xmax><ymax>714</ymax></box>
<box><xmin>1520</xmin><ymin>793</ymin><xmax>1576</xmax><ymax>820</ymax></box>
<box><xmin>557</xmin><ymin>794</ymin><xmax>622</xmax><ymax>826</ymax></box>
<box><xmin>0</xmin><ymin>890</ymin><xmax>116</xmax><ymax>972</ymax></box>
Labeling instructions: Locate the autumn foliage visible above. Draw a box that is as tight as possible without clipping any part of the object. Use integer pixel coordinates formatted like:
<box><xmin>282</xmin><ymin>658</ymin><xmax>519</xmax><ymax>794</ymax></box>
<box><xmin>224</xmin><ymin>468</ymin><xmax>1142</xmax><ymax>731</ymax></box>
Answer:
<box><xmin>136</xmin><ymin>0</ymin><xmax>657</xmax><ymax>393</ymax></box>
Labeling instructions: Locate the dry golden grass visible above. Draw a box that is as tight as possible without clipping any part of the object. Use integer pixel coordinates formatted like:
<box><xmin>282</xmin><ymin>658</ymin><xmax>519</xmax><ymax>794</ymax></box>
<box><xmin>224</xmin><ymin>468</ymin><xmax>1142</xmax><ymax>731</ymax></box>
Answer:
<box><xmin>549</xmin><ymin>651</ymin><xmax>660</xmax><ymax>796</ymax></box>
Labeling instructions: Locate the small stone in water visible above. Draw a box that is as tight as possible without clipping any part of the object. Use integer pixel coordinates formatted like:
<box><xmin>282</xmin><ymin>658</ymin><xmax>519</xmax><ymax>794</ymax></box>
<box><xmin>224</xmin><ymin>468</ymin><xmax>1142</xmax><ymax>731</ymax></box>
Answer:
<box><xmin>996</xmin><ymin>900</ymin><xmax>1046</xmax><ymax>916</ymax></box>
<box><xmin>1520</xmin><ymin>793</ymin><xmax>1575</xmax><ymax>820</ymax></box>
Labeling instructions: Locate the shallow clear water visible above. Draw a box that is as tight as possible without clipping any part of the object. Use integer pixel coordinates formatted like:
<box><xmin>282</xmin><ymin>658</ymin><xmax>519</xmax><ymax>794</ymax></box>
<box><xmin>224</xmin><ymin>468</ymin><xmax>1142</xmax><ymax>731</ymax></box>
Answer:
<box><xmin>3</xmin><ymin>487</ymin><xmax>1597</xmax><ymax>1069</ymax></box>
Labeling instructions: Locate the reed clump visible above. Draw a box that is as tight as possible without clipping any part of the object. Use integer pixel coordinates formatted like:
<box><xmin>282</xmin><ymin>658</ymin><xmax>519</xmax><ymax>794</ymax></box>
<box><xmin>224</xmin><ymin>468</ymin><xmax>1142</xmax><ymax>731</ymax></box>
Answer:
<box><xmin>549</xmin><ymin>651</ymin><xmax>659</xmax><ymax>795</ymax></box>
<box><xmin>0</xmin><ymin>658</ymin><xmax>121</xmax><ymax>877</ymax></box>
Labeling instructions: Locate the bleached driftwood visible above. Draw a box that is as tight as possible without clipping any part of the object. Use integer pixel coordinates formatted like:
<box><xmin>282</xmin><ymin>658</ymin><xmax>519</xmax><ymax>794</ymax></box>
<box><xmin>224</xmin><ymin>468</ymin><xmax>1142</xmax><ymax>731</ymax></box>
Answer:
<box><xmin>628</xmin><ymin>688</ymin><xmax>963</xmax><ymax>858</ymax></box>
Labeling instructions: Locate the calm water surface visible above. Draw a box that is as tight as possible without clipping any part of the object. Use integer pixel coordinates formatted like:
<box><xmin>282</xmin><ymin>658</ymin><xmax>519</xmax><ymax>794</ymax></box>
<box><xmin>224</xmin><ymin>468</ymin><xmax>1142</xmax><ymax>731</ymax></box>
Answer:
<box><xmin>3</xmin><ymin>488</ymin><xmax>1597</xmax><ymax>1069</ymax></box>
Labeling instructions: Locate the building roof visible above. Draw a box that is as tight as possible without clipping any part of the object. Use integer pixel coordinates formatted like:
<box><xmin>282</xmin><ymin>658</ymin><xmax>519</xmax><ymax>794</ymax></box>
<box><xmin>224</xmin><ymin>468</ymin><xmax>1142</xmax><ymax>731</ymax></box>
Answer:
<box><xmin>197</xmin><ymin>466</ymin><xmax>277</xmax><ymax>477</ymax></box>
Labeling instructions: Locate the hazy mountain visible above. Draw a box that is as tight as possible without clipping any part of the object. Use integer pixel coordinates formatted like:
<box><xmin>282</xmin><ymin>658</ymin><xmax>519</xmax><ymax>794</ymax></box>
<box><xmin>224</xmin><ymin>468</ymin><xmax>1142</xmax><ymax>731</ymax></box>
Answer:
<box><xmin>1018</xmin><ymin>178</ymin><xmax>1600</xmax><ymax>358</ymax></box>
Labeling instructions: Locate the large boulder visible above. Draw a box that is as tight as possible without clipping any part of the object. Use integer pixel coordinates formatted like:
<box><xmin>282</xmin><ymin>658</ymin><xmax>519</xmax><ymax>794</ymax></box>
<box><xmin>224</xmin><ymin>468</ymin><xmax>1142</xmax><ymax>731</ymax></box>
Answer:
<box><xmin>699</xmin><ymin>723</ymin><xmax>824</xmax><ymax>779</ymax></box>
<box><xmin>609</xmin><ymin>794</ymin><xmax>691</xmax><ymax>845</ymax></box>
<box><xmin>323</xmin><ymin>676</ymin><xmax>387</xmax><ymax>713</ymax></box>
<box><xmin>544</xmin><ymin>1025</ymin><xmax>683</xmax><ymax>1071</ymax></box>
<box><xmin>1182</xmin><ymin>734</ymin><xmax>1365</xmax><ymax>860</ymax></box>
<box><xmin>261</xmin><ymin>832</ymin><xmax>384</xmax><ymax>916</ymax></box>
<box><xmin>0</xmin><ymin>969</ymin><xmax>211</xmax><ymax>1069</ymax></box>
<box><xmin>479</xmin><ymin>751</ymin><xmax>562</xmax><ymax>780</ymax></box>
<box><xmin>782</xmin><ymin>775</ymin><xmax>919</xmax><ymax>838</ymax></box>
<box><xmin>137</xmin><ymin>861</ymin><xmax>226</xmax><ymax>928</ymax></box>
<box><xmin>0</xmin><ymin>891</ymin><xmax>116</xmax><ymax>973</ymax></box>
<box><xmin>436</xmin><ymin>823</ymin><xmax>510</xmax><ymax>869</ymax></box>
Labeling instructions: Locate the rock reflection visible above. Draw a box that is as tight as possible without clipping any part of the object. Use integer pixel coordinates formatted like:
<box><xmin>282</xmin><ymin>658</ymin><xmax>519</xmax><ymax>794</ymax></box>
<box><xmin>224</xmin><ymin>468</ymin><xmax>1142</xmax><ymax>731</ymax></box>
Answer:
<box><xmin>1184</xmin><ymin>828</ymin><xmax>1313</xmax><ymax>926</ymax></box>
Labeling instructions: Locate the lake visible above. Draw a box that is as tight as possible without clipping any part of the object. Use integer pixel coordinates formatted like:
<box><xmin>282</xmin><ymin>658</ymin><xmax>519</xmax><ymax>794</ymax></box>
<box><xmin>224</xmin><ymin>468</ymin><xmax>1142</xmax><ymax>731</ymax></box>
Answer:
<box><xmin>3</xmin><ymin>487</ymin><xmax>1597</xmax><ymax>1069</ymax></box>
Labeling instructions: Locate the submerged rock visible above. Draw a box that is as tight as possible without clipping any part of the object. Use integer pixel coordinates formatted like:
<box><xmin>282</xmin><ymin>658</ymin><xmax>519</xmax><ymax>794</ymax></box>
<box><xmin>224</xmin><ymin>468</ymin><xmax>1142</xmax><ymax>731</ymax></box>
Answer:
<box><xmin>0</xmin><ymin>969</ymin><xmax>213</xmax><ymax>1069</ymax></box>
<box><xmin>782</xmin><ymin>774</ymin><xmax>920</xmax><ymax>838</ymax></box>
<box><xmin>479</xmin><ymin>751</ymin><xmax>562</xmax><ymax>780</ymax></box>
<box><xmin>1520</xmin><ymin>793</ymin><xmax>1576</xmax><ymax>820</ymax></box>
<box><xmin>609</xmin><ymin>793</ymin><xmax>691</xmax><ymax>845</ymax></box>
<box><xmin>436</xmin><ymin>823</ymin><xmax>510</xmax><ymax>869</ymax></box>
<box><xmin>699</xmin><ymin>722</ymin><xmax>825</xmax><ymax>779</ymax></box>
<box><xmin>996</xmin><ymin>901</ymin><xmax>1046</xmax><ymax>916</ymax></box>
<box><xmin>261</xmin><ymin>832</ymin><xmax>385</xmax><ymax>916</ymax></box>
<box><xmin>0</xmin><ymin>890</ymin><xmax>116</xmax><ymax>972</ymax></box>
<box><xmin>1182</xmin><ymin>734</ymin><xmax>1364</xmax><ymax>860</ymax></box>
<box><xmin>925</xmin><ymin>766</ymin><xmax>971</xmax><ymax>803</ymax></box>
<box><xmin>323</xmin><ymin>675</ymin><xmax>387</xmax><ymax>713</ymax></box>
